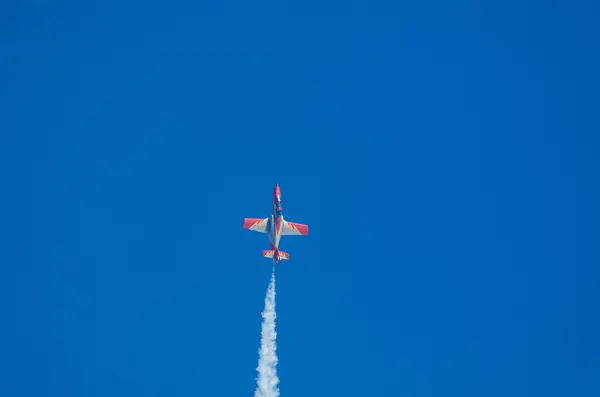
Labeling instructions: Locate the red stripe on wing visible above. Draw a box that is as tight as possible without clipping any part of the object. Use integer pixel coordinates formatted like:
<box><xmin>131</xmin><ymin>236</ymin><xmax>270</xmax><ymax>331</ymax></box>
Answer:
<box><xmin>243</xmin><ymin>218</ymin><xmax>264</xmax><ymax>229</ymax></box>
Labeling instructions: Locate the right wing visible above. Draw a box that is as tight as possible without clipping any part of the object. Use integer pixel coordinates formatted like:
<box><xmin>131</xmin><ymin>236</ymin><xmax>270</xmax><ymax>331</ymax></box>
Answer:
<box><xmin>243</xmin><ymin>218</ymin><xmax>269</xmax><ymax>233</ymax></box>
<box><xmin>281</xmin><ymin>219</ymin><xmax>309</xmax><ymax>236</ymax></box>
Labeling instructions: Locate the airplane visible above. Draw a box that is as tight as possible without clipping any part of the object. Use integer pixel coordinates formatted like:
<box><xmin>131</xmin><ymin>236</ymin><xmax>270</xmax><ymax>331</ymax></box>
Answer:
<box><xmin>243</xmin><ymin>183</ymin><xmax>308</xmax><ymax>264</ymax></box>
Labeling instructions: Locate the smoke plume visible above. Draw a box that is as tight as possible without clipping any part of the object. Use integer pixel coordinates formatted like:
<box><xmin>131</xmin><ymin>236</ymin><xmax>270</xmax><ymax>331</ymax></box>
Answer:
<box><xmin>254</xmin><ymin>268</ymin><xmax>279</xmax><ymax>397</ymax></box>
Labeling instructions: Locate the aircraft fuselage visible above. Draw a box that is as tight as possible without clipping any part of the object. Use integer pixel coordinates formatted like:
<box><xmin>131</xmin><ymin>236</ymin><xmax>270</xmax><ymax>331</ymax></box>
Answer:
<box><xmin>268</xmin><ymin>184</ymin><xmax>284</xmax><ymax>260</ymax></box>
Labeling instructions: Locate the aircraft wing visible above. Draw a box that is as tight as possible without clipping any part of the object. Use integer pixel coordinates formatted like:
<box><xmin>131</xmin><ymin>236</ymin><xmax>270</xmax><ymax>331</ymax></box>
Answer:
<box><xmin>281</xmin><ymin>219</ymin><xmax>309</xmax><ymax>236</ymax></box>
<box><xmin>243</xmin><ymin>218</ymin><xmax>269</xmax><ymax>233</ymax></box>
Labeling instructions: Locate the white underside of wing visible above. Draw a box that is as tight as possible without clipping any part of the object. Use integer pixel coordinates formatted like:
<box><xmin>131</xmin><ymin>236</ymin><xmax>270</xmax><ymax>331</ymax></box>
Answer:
<box><xmin>281</xmin><ymin>219</ymin><xmax>304</xmax><ymax>236</ymax></box>
<box><xmin>249</xmin><ymin>218</ymin><xmax>269</xmax><ymax>233</ymax></box>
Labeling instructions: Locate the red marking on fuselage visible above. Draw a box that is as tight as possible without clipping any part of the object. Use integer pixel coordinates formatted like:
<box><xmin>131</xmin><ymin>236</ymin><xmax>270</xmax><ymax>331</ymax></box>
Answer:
<box><xmin>273</xmin><ymin>185</ymin><xmax>282</xmax><ymax>213</ymax></box>
<box><xmin>274</xmin><ymin>185</ymin><xmax>281</xmax><ymax>199</ymax></box>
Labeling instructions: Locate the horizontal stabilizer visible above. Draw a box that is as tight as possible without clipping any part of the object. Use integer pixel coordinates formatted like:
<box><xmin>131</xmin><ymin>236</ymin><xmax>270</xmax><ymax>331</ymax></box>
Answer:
<box><xmin>262</xmin><ymin>250</ymin><xmax>290</xmax><ymax>260</ymax></box>
<box><xmin>262</xmin><ymin>250</ymin><xmax>275</xmax><ymax>258</ymax></box>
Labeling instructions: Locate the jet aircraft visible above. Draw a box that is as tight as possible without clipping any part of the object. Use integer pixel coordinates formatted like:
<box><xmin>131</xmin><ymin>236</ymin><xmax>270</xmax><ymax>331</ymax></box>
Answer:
<box><xmin>243</xmin><ymin>183</ymin><xmax>308</xmax><ymax>263</ymax></box>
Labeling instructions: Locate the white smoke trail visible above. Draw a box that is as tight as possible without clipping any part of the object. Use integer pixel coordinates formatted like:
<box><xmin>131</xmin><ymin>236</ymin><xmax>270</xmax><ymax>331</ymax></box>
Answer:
<box><xmin>254</xmin><ymin>267</ymin><xmax>279</xmax><ymax>397</ymax></box>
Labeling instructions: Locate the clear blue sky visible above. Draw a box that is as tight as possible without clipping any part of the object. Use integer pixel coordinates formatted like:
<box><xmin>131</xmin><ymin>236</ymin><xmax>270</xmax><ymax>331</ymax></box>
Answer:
<box><xmin>1</xmin><ymin>1</ymin><xmax>598</xmax><ymax>396</ymax></box>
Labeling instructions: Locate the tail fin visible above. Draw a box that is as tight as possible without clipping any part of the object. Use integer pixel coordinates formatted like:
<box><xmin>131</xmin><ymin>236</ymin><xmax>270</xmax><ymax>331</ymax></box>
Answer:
<box><xmin>262</xmin><ymin>250</ymin><xmax>290</xmax><ymax>260</ymax></box>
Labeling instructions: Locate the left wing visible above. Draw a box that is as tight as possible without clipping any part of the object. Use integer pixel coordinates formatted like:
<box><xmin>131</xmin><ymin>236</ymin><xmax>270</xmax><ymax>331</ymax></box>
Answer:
<box><xmin>281</xmin><ymin>219</ymin><xmax>309</xmax><ymax>236</ymax></box>
<box><xmin>243</xmin><ymin>217</ymin><xmax>269</xmax><ymax>233</ymax></box>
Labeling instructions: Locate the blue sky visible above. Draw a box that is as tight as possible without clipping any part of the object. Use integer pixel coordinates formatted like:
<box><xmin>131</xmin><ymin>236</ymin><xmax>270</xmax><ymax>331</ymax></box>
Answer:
<box><xmin>1</xmin><ymin>0</ymin><xmax>598</xmax><ymax>396</ymax></box>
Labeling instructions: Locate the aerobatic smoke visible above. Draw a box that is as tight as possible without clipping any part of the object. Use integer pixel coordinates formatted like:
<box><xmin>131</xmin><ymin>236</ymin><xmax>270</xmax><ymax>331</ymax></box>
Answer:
<box><xmin>254</xmin><ymin>268</ymin><xmax>279</xmax><ymax>397</ymax></box>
